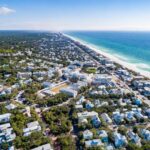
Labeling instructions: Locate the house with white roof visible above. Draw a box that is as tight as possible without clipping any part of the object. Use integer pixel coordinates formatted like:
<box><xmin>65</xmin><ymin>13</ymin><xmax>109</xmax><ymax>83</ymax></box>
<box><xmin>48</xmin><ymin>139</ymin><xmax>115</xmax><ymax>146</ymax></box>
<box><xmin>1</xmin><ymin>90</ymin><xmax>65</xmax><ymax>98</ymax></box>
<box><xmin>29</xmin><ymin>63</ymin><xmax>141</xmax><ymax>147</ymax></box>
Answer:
<box><xmin>31</xmin><ymin>143</ymin><xmax>53</xmax><ymax>150</ymax></box>
<box><xmin>0</xmin><ymin>123</ymin><xmax>16</xmax><ymax>146</ymax></box>
<box><xmin>145</xmin><ymin>108</ymin><xmax>150</xmax><ymax>118</ymax></box>
<box><xmin>127</xmin><ymin>131</ymin><xmax>141</xmax><ymax>146</ymax></box>
<box><xmin>143</xmin><ymin>87</ymin><xmax>150</xmax><ymax>97</ymax></box>
<box><xmin>33</xmin><ymin>71</ymin><xmax>47</xmax><ymax>77</ymax></box>
<box><xmin>101</xmin><ymin>113</ymin><xmax>112</xmax><ymax>124</ymax></box>
<box><xmin>92</xmin><ymin>74</ymin><xmax>111</xmax><ymax>85</ymax></box>
<box><xmin>77</xmin><ymin>111</ymin><xmax>99</xmax><ymax>123</ymax></box>
<box><xmin>97</xmin><ymin>130</ymin><xmax>108</xmax><ymax>143</ymax></box>
<box><xmin>85</xmin><ymin>101</ymin><xmax>94</xmax><ymax>110</ymax></box>
<box><xmin>140</xmin><ymin>129</ymin><xmax>150</xmax><ymax>141</ymax></box>
<box><xmin>17</xmin><ymin>72</ymin><xmax>32</xmax><ymax>79</ymax></box>
<box><xmin>124</xmin><ymin>111</ymin><xmax>136</xmax><ymax>123</ymax></box>
<box><xmin>92</xmin><ymin>115</ymin><xmax>101</xmax><ymax>127</ymax></box>
<box><xmin>76</xmin><ymin>96</ymin><xmax>85</xmax><ymax>105</ymax></box>
<box><xmin>75</xmin><ymin>104</ymin><xmax>83</xmax><ymax>110</ymax></box>
<box><xmin>83</xmin><ymin>130</ymin><xmax>93</xmax><ymax>140</ymax></box>
<box><xmin>85</xmin><ymin>139</ymin><xmax>103</xmax><ymax>148</ymax></box>
<box><xmin>23</xmin><ymin>121</ymin><xmax>41</xmax><ymax>136</ymax></box>
<box><xmin>0</xmin><ymin>113</ymin><xmax>11</xmax><ymax>123</ymax></box>
<box><xmin>112</xmin><ymin>112</ymin><xmax>124</xmax><ymax>124</ymax></box>
<box><xmin>5</xmin><ymin>104</ymin><xmax>17</xmax><ymax>110</ymax></box>
<box><xmin>113</xmin><ymin>132</ymin><xmax>127</xmax><ymax>148</ymax></box>
<box><xmin>60</xmin><ymin>87</ymin><xmax>77</xmax><ymax>98</ymax></box>
<box><xmin>71</xmin><ymin>81</ymin><xmax>88</xmax><ymax>91</ymax></box>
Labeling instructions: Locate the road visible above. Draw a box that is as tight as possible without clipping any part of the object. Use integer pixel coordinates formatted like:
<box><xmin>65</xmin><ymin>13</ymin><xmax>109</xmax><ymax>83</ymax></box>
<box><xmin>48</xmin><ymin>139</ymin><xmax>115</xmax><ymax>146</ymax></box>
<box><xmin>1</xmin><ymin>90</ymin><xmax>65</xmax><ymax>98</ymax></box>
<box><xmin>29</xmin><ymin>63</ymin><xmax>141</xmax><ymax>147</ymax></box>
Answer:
<box><xmin>42</xmin><ymin>97</ymin><xmax>73</xmax><ymax>112</ymax></box>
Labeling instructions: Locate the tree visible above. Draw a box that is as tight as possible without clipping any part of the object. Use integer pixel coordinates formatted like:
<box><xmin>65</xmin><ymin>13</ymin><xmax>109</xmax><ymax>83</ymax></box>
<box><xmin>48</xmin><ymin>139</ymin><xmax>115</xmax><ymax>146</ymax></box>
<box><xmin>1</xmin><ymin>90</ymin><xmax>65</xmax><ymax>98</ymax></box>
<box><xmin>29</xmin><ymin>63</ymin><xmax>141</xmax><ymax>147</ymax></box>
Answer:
<box><xmin>1</xmin><ymin>142</ymin><xmax>9</xmax><ymax>150</ymax></box>
<box><xmin>0</xmin><ymin>104</ymin><xmax>8</xmax><ymax>114</ymax></box>
<box><xmin>118</xmin><ymin>126</ymin><xmax>127</xmax><ymax>135</ymax></box>
<box><xmin>133</xmin><ymin>126</ymin><xmax>138</xmax><ymax>133</ymax></box>
<box><xmin>57</xmin><ymin>135</ymin><xmax>76</xmax><ymax>150</ymax></box>
<box><xmin>126</xmin><ymin>143</ymin><xmax>142</xmax><ymax>150</ymax></box>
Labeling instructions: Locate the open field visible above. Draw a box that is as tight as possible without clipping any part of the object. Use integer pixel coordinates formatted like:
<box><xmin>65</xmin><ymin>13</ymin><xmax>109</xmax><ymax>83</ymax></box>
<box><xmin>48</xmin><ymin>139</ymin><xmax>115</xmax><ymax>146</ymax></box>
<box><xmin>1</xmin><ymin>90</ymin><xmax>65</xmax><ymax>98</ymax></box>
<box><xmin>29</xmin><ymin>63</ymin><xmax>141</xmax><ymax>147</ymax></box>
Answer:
<box><xmin>51</xmin><ymin>82</ymin><xmax>69</xmax><ymax>94</ymax></box>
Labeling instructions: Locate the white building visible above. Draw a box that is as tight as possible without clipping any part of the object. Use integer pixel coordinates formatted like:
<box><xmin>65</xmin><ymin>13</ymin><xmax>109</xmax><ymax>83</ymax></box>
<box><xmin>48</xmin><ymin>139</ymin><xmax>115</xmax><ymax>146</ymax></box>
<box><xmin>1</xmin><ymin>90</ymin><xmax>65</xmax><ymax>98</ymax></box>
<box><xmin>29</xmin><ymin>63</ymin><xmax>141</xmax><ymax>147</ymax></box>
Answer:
<box><xmin>23</xmin><ymin>121</ymin><xmax>41</xmax><ymax>136</ymax></box>
<box><xmin>0</xmin><ymin>113</ymin><xmax>11</xmax><ymax>123</ymax></box>
<box><xmin>77</xmin><ymin>111</ymin><xmax>98</xmax><ymax>123</ymax></box>
<box><xmin>31</xmin><ymin>143</ymin><xmax>53</xmax><ymax>150</ymax></box>
<box><xmin>83</xmin><ymin>130</ymin><xmax>93</xmax><ymax>140</ymax></box>
<box><xmin>0</xmin><ymin>123</ymin><xmax>16</xmax><ymax>145</ymax></box>
<box><xmin>5</xmin><ymin>103</ymin><xmax>17</xmax><ymax>110</ymax></box>
<box><xmin>92</xmin><ymin>74</ymin><xmax>111</xmax><ymax>85</ymax></box>
<box><xmin>60</xmin><ymin>87</ymin><xmax>77</xmax><ymax>98</ymax></box>
<box><xmin>85</xmin><ymin>139</ymin><xmax>103</xmax><ymax>148</ymax></box>
<box><xmin>17</xmin><ymin>72</ymin><xmax>32</xmax><ymax>79</ymax></box>
<box><xmin>101</xmin><ymin>113</ymin><xmax>112</xmax><ymax>124</ymax></box>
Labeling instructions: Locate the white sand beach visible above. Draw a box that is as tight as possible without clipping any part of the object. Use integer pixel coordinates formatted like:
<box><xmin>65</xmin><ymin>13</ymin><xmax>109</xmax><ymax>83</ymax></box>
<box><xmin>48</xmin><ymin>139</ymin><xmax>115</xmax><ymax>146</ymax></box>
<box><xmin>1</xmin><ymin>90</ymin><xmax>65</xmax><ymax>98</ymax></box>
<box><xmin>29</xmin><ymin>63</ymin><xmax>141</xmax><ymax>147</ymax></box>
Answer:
<box><xmin>64</xmin><ymin>33</ymin><xmax>150</xmax><ymax>79</ymax></box>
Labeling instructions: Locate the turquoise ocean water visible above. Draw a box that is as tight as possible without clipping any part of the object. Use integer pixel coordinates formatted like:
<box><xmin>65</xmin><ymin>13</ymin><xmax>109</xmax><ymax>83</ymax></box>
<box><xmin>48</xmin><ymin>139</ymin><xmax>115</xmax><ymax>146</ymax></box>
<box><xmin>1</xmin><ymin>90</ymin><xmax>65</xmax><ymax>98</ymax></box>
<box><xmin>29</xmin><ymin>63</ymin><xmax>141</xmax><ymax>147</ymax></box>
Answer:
<box><xmin>66</xmin><ymin>31</ymin><xmax>150</xmax><ymax>74</ymax></box>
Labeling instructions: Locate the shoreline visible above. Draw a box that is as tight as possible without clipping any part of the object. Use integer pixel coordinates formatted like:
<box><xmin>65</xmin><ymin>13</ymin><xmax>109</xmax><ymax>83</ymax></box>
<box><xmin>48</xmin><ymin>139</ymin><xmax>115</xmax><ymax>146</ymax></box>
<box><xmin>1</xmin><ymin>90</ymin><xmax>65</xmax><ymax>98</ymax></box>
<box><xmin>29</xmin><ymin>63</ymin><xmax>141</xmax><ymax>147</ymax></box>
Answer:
<box><xmin>63</xmin><ymin>33</ymin><xmax>150</xmax><ymax>79</ymax></box>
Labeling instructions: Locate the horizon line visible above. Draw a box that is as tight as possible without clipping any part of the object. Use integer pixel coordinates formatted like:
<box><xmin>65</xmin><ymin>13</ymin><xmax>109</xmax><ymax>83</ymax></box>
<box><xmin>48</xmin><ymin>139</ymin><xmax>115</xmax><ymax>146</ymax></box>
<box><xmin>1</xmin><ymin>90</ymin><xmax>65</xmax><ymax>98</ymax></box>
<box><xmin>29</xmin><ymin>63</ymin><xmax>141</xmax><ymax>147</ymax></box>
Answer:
<box><xmin>1</xmin><ymin>29</ymin><xmax>150</xmax><ymax>32</ymax></box>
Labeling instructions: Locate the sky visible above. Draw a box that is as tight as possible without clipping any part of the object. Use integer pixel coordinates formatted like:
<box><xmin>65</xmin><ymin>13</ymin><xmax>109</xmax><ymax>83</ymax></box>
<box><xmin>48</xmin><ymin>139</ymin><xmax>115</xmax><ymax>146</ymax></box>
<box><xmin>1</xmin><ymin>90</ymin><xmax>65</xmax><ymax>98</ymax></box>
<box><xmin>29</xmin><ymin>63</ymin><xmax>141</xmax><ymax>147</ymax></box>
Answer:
<box><xmin>0</xmin><ymin>0</ymin><xmax>150</xmax><ymax>31</ymax></box>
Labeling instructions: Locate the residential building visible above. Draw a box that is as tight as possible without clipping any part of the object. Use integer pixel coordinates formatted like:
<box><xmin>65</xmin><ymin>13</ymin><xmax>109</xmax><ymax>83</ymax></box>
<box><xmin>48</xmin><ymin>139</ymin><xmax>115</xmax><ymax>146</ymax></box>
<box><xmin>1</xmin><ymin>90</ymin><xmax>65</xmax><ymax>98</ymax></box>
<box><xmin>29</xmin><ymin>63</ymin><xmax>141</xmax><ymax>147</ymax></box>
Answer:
<box><xmin>77</xmin><ymin>111</ymin><xmax>98</xmax><ymax>123</ymax></box>
<box><xmin>97</xmin><ymin>130</ymin><xmax>108</xmax><ymax>143</ymax></box>
<box><xmin>0</xmin><ymin>113</ymin><xmax>11</xmax><ymax>123</ymax></box>
<box><xmin>83</xmin><ymin>130</ymin><xmax>93</xmax><ymax>140</ymax></box>
<box><xmin>101</xmin><ymin>113</ymin><xmax>112</xmax><ymax>124</ymax></box>
<box><xmin>0</xmin><ymin>123</ymin><xmax>16</xmax><ymax>146</ymax></box>
<box><xmin>113</xmin><ymin>112</ymin><xmax>124</xmax><ymax>124</ymax></box>
<box><xmin>85</xmin><ymin>139</ymin><xmax>103</xmax><ymax>148</ymax></box>
<box><xmin>140</xmin><ymin>129</ymin><xmax>150</xmax><ymax>141</ymax></box>
<box><xmin>113</xmin><ymin>132</ymin><xmax>127</xmax><ymax>148</ymax></box>
<box><xmin>5</xmin><ymin>104</ymin><xmax>17</xmax><ymax>110</ymax></box>
<box><xmin>23</xmin><ymin>121</ymin><xmax>41</xmax><ymax>136</ymax></box>
<box><xmin>60</xmin><ymin>87</ymin><xmax>77</xmax><ymax>98</ymax></box>
<box><xmin>92</xmin><ymin>115</ymin><xmax>101</xmax><ymax>127</ymax></box>
<box><xmin>31</xmin><ymin>143</ymin><xmax>53</xmax><ymax>150</ymax></box>
<box><xmin>85</xmin><ymin>101</ymin><xmax>94</xmax><ymax>110</ymax></box>
<box><xmin>127</xmin><ymin>131</ymin><xmax>141</xmax><ymax>145</ymax></box>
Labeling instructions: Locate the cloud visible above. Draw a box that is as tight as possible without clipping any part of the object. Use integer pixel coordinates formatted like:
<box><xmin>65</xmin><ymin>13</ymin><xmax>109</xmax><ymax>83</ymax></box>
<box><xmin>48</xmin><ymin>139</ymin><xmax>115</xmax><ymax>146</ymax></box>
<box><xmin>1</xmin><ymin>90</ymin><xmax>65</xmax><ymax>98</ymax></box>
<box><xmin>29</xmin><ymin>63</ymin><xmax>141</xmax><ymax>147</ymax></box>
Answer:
<box><xmin>0</xmin><ymin>6</ymin><xmax>15</xmax><ymax>15</ymax></box>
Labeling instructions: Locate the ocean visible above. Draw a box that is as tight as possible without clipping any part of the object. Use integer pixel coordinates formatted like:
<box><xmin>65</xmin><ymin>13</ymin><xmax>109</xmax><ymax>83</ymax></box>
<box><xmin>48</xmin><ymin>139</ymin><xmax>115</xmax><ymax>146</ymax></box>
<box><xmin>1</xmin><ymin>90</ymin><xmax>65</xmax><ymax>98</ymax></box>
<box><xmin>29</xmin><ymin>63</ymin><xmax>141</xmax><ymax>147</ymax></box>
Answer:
<box><xmin>65</xmin><ymin>31</ymin><xmax>150</xmax><ymax>76</ymax></box>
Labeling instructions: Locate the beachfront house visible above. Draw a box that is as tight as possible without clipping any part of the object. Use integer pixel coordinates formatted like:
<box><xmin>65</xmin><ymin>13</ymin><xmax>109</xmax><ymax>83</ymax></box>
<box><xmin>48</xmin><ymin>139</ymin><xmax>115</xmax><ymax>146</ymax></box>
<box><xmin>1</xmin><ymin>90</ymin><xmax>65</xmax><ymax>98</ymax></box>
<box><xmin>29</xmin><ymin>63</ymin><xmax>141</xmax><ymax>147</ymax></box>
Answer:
<box><xmin>116</xmin><ymin>69</ymin><xmax>132</xmax><ymax>82</ymax></box>
<box><xmin>23</xmin><ymin>121</ymin><xmax>41</xmax><ymax>136</ymax></box>
<box><xmin>83</xmin><ymin>130</ymin><xmax>93</xmax><ymax>140</ymax></box>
